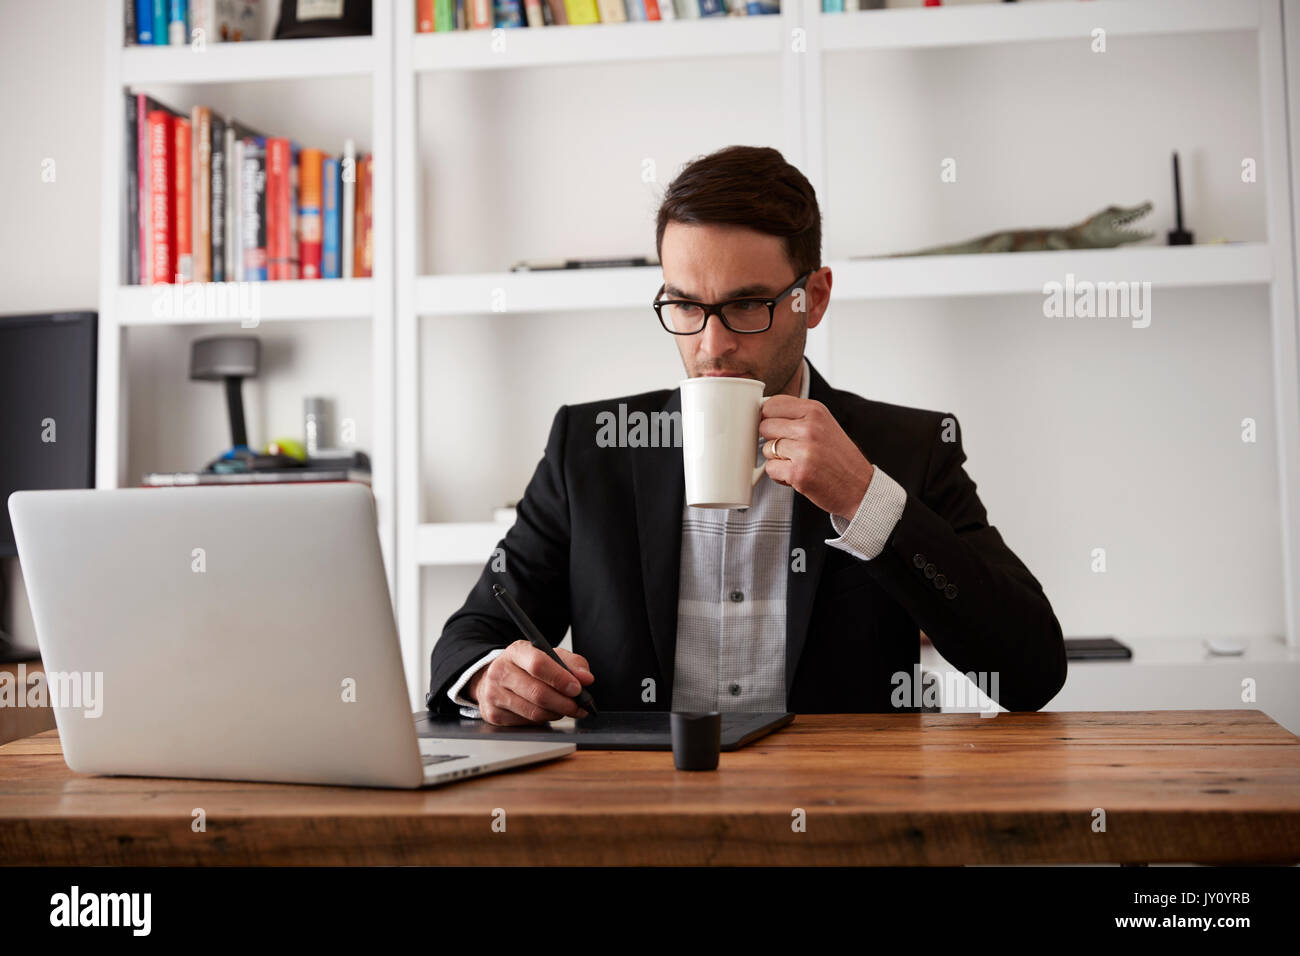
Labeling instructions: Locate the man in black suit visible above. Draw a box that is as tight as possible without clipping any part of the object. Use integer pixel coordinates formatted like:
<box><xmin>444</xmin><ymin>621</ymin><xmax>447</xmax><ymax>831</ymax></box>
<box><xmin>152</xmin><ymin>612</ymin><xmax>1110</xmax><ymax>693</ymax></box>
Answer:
<box><xmin>427</xmin><ymin>145</ymin><xmax>1066</xmax><ymax>725</ymax></box>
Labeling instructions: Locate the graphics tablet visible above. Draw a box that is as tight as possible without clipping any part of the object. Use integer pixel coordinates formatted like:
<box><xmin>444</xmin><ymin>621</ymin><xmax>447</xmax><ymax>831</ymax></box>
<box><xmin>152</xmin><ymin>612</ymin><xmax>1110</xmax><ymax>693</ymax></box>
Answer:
<box><xmin>415</xmin><ymin>710</ymin><xmax>795</xmax><ymax>751</ymax></box>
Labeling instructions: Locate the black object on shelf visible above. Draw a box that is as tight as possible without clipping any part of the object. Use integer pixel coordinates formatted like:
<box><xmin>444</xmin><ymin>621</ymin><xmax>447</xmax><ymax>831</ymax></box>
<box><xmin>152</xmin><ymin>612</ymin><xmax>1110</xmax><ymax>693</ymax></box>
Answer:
<box><xmin>1167</xmin><ymin>151</ymin><xmax>1195</xmax><ymax>246</ymax></box>
<box><xmin>275</xmin><ymin>0</ymin><xmax>372</xmax><ymax>39</ymax></box>
<box><xmin>190</xmin><ymin>335</ymin><xmax>260</xmax><ymax>451</ymax></box>
<box><xmin>1064</xmin><ymin>637</ymin><xmax>1133</xmax><ymax>661</ymax></box>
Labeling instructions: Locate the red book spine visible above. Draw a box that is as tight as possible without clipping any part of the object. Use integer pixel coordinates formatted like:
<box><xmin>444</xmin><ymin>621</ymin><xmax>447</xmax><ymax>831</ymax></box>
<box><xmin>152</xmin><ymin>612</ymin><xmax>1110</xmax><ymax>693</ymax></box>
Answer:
<box><xmin>147</xmin><ymin>110</ymin><xmax>173</xmax><ymax>285</ymax></box>
<box><xmin>417</xmin><ymin>0</ymin><xmax>435</xmax><ymax>30</ymax></box>
<box><xmin>266</xmin><ymin>138</ymin><xmax>290</xmax><ymax>280</ymax></box>
<box><xmin>644</xmin><ymin>0</ymin><xmax>661</xmax><ymax>18</ymax></box>
<box><xmin>137</xmin><ymin>95</ymin><xmax>151</xmax><ymax>284</ymax></box>
<box><xmin>174</xmin><ymin>117</ymin><xmax>192</xmax><ymax>282</ymax></box>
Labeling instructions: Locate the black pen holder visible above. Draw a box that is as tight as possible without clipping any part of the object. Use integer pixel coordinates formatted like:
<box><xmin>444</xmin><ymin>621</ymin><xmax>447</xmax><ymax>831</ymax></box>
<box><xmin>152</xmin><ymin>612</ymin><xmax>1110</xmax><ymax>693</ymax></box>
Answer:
<box><xmin>670</xmin><ymin>712</ymin><xmax>721</xmax><ymax>771</ymax></box>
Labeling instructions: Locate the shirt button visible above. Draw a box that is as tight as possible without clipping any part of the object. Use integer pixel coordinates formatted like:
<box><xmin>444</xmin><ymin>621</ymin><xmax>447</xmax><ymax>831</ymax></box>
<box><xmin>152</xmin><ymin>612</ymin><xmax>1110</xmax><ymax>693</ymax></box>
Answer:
<box><xmin>913</xmin><ymin>553</ymin><xmax>926</xmax><ymax>568</ymax></box>
<box><xmin>944</xmin><ymin>584</ymin><xmax>958</xmax><ymax>599</ymax></box>
<box><xmin>934</xmin><ymin>573</ymin><xmax>947</xmax><ymax>588</ymax></box>
<box><xmin>729</xmin><ymin>590</ymin><xmax>744</xmax><ymax>603</ymax></box>
<box><xmin>728</xmin><ymin>683</ymin><xmax>741</xmax><ymax>696</ymax></box>
<box><xmin>924</xmin><ymin>563</ymin><xmax>937</xmax><ymax>579</ymax></box>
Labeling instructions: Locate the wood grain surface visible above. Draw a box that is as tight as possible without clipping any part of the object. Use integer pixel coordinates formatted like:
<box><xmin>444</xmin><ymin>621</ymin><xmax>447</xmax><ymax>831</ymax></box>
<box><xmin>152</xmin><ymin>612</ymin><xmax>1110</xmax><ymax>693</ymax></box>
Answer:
<box><xmin>2</xmin><ymin>710</ymin><xmax>1298</xmax><ymax>865</ymax></box>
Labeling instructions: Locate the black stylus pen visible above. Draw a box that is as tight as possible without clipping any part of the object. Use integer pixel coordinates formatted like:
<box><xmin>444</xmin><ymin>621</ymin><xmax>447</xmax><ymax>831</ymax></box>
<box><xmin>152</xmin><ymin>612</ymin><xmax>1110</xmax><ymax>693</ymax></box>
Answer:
<box><xmin>491</xmin><ymin>583</ymin><xmax>598</xmax><ymax>716</ymax></box>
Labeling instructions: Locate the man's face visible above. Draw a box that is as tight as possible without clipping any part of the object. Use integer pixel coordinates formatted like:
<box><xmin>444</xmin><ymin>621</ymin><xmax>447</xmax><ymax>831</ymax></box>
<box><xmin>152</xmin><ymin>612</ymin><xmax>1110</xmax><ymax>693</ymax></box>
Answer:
<box><xmin>659</xmin><ymin>221</ymin><xmax>829</xmax><ymax>397</ymax></box>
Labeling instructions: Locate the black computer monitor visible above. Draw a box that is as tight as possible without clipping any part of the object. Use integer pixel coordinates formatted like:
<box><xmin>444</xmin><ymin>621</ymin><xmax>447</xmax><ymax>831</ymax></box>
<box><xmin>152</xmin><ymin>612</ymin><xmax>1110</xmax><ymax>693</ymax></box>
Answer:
<box><xmin>0</xmin><ymin>312</ymin><xmax>98</xmax><ymax>558</ymax></box>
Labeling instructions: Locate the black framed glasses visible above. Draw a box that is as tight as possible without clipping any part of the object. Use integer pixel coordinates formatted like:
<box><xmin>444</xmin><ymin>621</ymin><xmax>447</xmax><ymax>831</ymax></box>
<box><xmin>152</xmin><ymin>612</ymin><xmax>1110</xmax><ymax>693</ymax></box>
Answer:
<box><xmin>653</xmin><ymin>271</ymin><xmax>812</xmax><ymax>335</ymax></box>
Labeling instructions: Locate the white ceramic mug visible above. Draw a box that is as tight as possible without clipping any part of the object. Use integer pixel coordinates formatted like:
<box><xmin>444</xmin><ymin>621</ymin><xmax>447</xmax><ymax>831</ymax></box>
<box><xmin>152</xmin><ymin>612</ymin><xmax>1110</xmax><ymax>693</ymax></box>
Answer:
<box><xmin>679</xmin><ymin>376</ymin><xmax>769</xmax><ymax>509</ymax></box>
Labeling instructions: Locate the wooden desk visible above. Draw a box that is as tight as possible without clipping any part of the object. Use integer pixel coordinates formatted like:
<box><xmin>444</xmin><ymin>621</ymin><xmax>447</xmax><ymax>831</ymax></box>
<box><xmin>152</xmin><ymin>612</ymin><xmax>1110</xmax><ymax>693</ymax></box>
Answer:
<box><xmin>2</xmin><ymin>711</ymin><xmax>1298</xmax><ymax>865</ymax></box>
<box><xmin>0</xmin><ymin>659</ymin><xmax>55</xmax><ymax>748</ymax></box>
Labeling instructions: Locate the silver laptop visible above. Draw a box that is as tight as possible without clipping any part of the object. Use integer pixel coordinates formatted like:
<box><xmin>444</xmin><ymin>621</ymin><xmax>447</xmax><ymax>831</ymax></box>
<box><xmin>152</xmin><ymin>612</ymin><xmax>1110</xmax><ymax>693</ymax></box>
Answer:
<box><xmin>7</xmin><ymin>483</ymin><xmax>573</xmax><ymax>788</ymax></box>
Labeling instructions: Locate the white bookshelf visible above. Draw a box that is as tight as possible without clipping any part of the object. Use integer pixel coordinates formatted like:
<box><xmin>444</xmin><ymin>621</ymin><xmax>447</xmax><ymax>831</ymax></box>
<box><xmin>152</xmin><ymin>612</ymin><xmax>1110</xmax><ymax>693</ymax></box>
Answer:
<box><xmin>97</xmin><ymin>1</ymin><xmax>1300</xmax><ymax>712</ymax></box>
<box><xmin>96</xmin><ymin>1</ymin><xmax>396</xmax><ymax>599</ymax></box>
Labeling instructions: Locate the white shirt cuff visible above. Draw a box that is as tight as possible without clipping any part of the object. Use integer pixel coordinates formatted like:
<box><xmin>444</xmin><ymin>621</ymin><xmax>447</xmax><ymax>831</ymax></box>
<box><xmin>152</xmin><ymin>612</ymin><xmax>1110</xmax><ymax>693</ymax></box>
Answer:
<box><xmin>825</xmin><ymin>466</ymin><xmax>907</xmax><ymax>560</ymax></box>
<box><xmin>446</xmin><ymin>648</ymin><xmax>506</xmax><ymax>718</ymax></box>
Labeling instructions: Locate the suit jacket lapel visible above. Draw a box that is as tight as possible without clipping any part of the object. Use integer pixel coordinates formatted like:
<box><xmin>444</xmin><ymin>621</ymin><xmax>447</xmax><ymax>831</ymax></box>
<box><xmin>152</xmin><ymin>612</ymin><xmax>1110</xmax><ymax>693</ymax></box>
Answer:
<box><xmin>631</xmin><ymin>387</ymin><xmax>684</xmax><ymax>702</ymax></box>
<box><xmin>785</xmin><ymin>359</ymin><xmax>834</xmax><ymax>698</ymax></box>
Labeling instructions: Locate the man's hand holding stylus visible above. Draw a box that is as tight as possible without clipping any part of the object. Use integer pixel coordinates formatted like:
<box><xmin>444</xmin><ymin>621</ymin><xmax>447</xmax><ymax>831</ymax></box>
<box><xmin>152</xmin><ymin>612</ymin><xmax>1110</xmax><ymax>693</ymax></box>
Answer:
<box><xmin>466</xmin><ymin>640</ymin><xmax>596</xmax><ymax>725</ymax></box>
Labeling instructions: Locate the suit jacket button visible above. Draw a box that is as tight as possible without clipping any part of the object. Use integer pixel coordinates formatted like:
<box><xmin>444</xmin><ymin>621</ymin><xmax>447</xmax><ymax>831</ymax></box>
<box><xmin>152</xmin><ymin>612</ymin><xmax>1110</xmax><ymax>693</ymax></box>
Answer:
<box><xmin>729</xmin><ymin>683</ymin><xmax>741</xmax><ymax>696</ymax></box>
<box><xmin>944</xmin><ymin>584</ymin><xmax>958</xmax><ymax>599</ymax></box>
<box><xmin>924</xmin><ymin>563</ymin><xmax>937</xmax><ymax>579</ymax></box>
<box><xmin>934</xmin><ymin>573</ymin><xmax>947</xmax><ymax>588</ymax></box>
<box><xmin>913</xmin><ymin>553</ymin><xmax>926</xmax><ymax>568</ymax></box>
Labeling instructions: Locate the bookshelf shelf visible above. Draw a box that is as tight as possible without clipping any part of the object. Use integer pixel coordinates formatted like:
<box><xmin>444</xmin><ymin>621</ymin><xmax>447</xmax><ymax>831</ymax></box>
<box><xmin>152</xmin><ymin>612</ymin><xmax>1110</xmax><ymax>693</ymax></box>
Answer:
<box><xmin>820</xmin><ymin>0</ymin><xmax>1259</xmax><ymax>53</ymax></box>
<box><xmin>120</xmin><ymin>36</ymin><xmax>378</xmax><ymax>85</ymax></box>
<box><xmin>829</xmin><ymin>243</ymin><xmax>1274</xmax><ymax>301</ymax></box>
<box><xmin>409</xmin><ymin>245</ymin><xmax>1270</xmax><ymax>317</ymax></box>
<box><xmin>114</xmin><ymin>278</ymin><xmax>376</xmax><ymax>325</ymax></box>
<box><xmin>410</xmin><ymin>16</ymin><xmax>782</xmax><ymax>71</ymax></box>
<box><xmin>416</xmin><ymin>522</ymin><xmax>514</xmax><ymax>566</ymax></box>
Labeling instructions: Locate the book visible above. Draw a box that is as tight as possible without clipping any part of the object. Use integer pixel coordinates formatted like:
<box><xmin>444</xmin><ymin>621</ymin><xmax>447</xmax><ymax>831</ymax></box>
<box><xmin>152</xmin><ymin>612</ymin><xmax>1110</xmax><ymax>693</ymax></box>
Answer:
<box><xmin>626</xmin><ymin>0</ymin><xmax>647</xmax><ymax>19</ymax></box>
<box><xmin>124</xmin><ymin>94</ymin><xmax>139</xmax><ymax>286</ymax></box>
<box><xmin>595</xmin><ymin>0</ymin><xmax>626</xmax><ymax>22</ymax></box>
<box><xmin>471</xmin><ymin>0</ymin><xmax>492</xmax><ymax>28</ymax></box>
<box><xmin>191</xmin><ymin>0</ymin><xmax>215</xmax><ymax>42</ymax></box>
<box><xmin>289</xmin><ymin>145</ymin><xmax>300</xmax><ymax>279</ymax></box>
<box><xmin>230</xmin><ymin>133</ymin><xmax>242</xmax><ymax>280</ymax></box>
<box><xmin>341</xmin><ymin>139</ymin><xmax>355</xmax><ymax>280</ymax></box>
<box><xmin>322</xmin><ymin>156</ymin><xmax>340</xmax><ymax>279</ymax></box>
<box><xmin>147</xmin><ymin>109</ymin><xmax>174</xmax><ymax>284</ymax></box>
<box><xmin>417</xmin><ymin>0</ymin><xmax>435</xmax><ymax>30</ymax></box>
<box><xmin>240</xmin><ymin>136</ymin><xmax>267</xmax><ymax>281</ymax></box>
<box><xmin>174</xmin><ymin>115</ymin><xmax>192</xmax><ymax>281</ymax></box>
<box><xmin>436</xmin><ymin>0</ymin><xmax>455</xmax><ymax>30</ymax></box>
<box><xmin>135</xmin><ymin>0</ymin><xmax>154</xmax><ymax>43</ymax></box>
<box><xmin>266</xmin><ymin>137</ymin><xmax>290</xmax><ymax>280</ymax></box>
<box><xmin>353</xmin><ymin>155</ymin><xmax>373</xmax><ymax>279</ymax></box>
<box><xmin>142</xmin><ymin>469</ymin><xmax>371</xmax><ymax>487</ymax></box>
<box><xmin>698</xmin><ymin>0</ymin><xmax>726</xmax><ymax>15</ymax></box>
<box><xmin>658</xmin><ymin>0</ymin><xmax>676</xmax><ymax>18</ymax></box>
<box><xmin>153</xmin><ymin>0</ymin><xmax>168</xmax><ymax>44</ymax></box>
<box><xmin>496</xmin><ymin>0</ymin><xmax>525</xmax><ymax>26</ymax></box>
<box><xmin>169</xmin><ymin>0</ymin><xmax>189</xmax><ymax>44</ymax></box>
<box><xmin>565</xmin><ymin>0</ymin><xmax>599</xmax><ymax>22</ymax></box>
<box><xmin>210</xmin><ymin>113</ymin><xmax>226</xmax><ymax>282</ymax></box>
<box><xmin>193</xmin><ymin>106</ymin><xmax>212</xmax><ymax>283</ymax></box>
<box><xmin>299</xmin><ymin>148</ymin><xmax>324</xmax><ymax>280</ymax></box>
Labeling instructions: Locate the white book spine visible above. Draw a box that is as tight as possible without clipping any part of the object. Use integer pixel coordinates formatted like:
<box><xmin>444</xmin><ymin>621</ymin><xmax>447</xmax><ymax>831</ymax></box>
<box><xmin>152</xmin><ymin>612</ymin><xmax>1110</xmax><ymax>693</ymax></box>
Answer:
<box><xmin>658</xmin><ymin>0</ymin><xmax>677</xmax><ymax>19</ymax></box>
<box><xmin>224</xmin><ymin>123</ymin><xmax>236</xmax><ymax>281</ymax></box>
<box><xmin>232</xmin><ymin>138</ymin><xmax>244</xmax><ymax>282</ymax></box>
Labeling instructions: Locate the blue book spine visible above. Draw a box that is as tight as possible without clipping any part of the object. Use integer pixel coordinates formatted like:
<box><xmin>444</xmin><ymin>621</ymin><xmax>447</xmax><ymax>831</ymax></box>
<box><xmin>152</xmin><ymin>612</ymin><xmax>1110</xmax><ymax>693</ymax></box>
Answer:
<box><xmin>152</xmin><ymin>0</ymin><xmax>168</xmax><ymax>43</ymax></box>
<box><xmin>135</xmin><ymin>0</ymin><xmax>154</xmax><ymax>43</ymax></box>
<box><xmin>322</xmin><ymin>158</ymin><xmax>340</xmax><ymax>279</ymax></box>
<box><xmin>169</xmin><ymin>0</ymin><xmax>188</xmax><ymax>44</ymax></box>
<box><xmin>698</xmin><ymin>0</ymin><xmax>726</xmax><ymax>16</ymax></box>
<box><xmin>746</xmin><ymin>0</ymin><xmax>779</xmax><ymax>12</ymax></box>
<box><xmin>495</xmin><ymin>0</ymin><xmax>524</xmax><ymax>26</ymax></box>
<box><xmin>822</xmin><ymin>0</ymin><xmax>844</xmax><ymax>11</ymax></box>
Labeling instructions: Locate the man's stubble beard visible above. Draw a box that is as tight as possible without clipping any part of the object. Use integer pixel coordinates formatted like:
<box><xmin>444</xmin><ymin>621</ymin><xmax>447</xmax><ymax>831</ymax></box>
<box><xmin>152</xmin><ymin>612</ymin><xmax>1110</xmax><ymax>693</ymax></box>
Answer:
<box><xmin>682</xmin><ymin>319</ymin><xmax>807</xmax><ymax>397</ymax></box>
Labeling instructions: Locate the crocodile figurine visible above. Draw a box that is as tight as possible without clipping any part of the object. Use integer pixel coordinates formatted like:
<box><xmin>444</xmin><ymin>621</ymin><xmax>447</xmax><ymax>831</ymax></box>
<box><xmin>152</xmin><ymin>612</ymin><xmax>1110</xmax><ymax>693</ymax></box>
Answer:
<box><xmin>880</xmin><ymin>202</ymin><xmax>1155</xmax><ymax>256</ymax></box>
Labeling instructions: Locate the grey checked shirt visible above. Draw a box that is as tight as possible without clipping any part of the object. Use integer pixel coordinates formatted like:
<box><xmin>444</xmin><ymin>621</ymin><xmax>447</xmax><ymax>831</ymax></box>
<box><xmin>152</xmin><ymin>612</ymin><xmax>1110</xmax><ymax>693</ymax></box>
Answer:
<box><xmin>446</xmin><ymin>359</ymin><xmax>908</xmax><ymax>717</ymax></box>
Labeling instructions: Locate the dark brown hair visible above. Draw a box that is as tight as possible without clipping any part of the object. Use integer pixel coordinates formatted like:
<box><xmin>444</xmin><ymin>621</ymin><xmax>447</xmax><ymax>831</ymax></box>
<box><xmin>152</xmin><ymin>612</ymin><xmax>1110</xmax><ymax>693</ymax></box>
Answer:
<box><xmin>655</xmin><ymin>145</ymin><xmax>822</xmax><ymax>279</ymax></box>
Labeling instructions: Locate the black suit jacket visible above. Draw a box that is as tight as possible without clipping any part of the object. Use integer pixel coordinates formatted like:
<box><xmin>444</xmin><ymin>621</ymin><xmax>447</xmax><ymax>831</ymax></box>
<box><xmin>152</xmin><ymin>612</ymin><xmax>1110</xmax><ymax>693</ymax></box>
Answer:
<box><xmin>427</xmin><ymin>359</ymin><xmax>1066</xmax><ymax>716</ymax></box>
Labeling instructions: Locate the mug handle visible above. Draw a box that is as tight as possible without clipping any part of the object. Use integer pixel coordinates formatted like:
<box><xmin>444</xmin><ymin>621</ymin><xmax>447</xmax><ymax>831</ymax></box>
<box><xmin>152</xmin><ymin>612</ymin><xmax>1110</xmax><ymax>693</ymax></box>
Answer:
<box><xmin>752</xmin><ymin>395</ymin><xmax>770</xmax><ymax>486</ymax></box>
